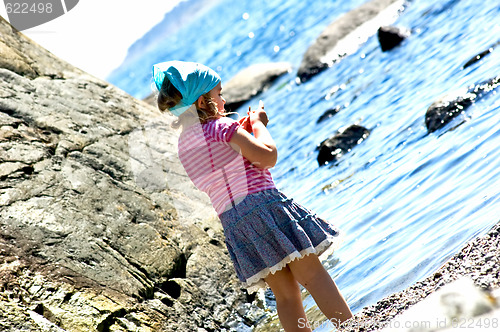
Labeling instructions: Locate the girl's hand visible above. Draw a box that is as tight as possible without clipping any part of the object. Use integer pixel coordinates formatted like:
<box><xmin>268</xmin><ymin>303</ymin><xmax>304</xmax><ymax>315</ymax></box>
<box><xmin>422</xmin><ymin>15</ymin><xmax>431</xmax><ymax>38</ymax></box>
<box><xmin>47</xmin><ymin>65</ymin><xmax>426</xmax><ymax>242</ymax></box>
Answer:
<box><xmin>238</xmin><ymin>115</ymin><xmax>252</xmax><ymax>133</ymax></box>
<box><xmin>230</xmin><ymin>100</ymin><xmax>277</xmax><ymax>169</ymax></box>
<box><xmin>249</xmin><ymin>100</ymin><xmax>269</xmax><ymax>128</ymax></box>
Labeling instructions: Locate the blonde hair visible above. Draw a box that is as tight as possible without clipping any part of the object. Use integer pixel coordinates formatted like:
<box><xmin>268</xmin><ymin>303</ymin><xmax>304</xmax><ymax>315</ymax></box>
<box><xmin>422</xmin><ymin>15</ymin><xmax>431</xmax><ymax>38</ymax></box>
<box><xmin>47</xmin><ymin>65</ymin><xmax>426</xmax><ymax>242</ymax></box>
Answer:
<box><xmin>157</xmin><ymin>78</ymin><xmax>234</xmax><ymax>128</ymax></box>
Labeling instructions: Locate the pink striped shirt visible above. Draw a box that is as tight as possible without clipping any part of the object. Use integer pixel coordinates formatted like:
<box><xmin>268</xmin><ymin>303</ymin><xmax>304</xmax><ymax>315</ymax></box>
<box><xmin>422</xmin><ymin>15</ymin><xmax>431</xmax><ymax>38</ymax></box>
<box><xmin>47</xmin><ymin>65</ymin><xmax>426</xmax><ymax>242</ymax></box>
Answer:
<box><xmin>178</xmin><ymin>117</ymin><xmax>275</xmax><ymax>214</ymax></box>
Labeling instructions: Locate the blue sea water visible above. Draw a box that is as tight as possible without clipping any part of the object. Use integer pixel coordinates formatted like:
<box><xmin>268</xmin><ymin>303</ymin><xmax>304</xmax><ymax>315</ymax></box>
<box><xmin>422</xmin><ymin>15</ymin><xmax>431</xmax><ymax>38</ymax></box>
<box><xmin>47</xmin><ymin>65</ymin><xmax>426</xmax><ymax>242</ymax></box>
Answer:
<box><xmin>109</xmin><ymin>0</ymin><xmax>500</xmax><ymax>329</ymax></box>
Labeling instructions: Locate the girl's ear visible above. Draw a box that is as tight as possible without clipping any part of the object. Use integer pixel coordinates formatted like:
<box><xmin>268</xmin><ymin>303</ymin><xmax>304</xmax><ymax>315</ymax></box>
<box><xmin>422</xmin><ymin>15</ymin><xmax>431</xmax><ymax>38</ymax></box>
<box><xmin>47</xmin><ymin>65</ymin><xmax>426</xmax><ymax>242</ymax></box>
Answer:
<box><xmin>196</xmin><ymin>95</ymin><xmax>205</xmax><ymax>109</ymax></box>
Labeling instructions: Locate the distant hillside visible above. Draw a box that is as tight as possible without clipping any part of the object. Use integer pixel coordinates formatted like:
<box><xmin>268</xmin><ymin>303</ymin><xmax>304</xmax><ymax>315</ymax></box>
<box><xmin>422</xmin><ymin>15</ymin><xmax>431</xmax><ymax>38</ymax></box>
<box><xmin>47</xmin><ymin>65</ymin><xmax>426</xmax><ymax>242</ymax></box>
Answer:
<box><xmin>113</xmin><ymin>0</ymin><xmax>222</xmax><ymax>72</ymax></box>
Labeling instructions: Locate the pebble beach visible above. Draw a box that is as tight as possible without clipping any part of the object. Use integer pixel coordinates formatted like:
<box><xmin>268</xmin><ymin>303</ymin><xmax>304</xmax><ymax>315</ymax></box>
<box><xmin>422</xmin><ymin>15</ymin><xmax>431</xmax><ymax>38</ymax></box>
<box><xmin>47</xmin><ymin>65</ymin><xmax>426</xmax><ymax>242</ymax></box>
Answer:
<box><xmin>338</xmin><ymin>220</ymin><xmax>500</xmax><ymax>331</ymax></box>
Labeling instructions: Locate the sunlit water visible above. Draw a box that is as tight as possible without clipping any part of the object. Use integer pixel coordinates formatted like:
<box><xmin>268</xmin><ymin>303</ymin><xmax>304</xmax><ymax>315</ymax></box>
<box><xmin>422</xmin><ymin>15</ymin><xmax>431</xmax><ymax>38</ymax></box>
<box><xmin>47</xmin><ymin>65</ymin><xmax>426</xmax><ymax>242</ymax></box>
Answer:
<box><xmin>110</xmin><ymin>0</ymin><xmax>500</xmax><ymax>330</ymax></box>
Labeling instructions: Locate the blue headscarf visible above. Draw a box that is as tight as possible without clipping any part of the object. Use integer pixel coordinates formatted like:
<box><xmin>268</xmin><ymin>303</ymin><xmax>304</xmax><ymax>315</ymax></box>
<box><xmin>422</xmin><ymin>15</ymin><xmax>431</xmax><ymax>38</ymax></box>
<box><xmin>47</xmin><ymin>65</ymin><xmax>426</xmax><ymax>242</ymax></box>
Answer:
<box><xmin>152</xmin><ymin>61</ymin><xmax>221</xmax><ymax>116</ymax></box>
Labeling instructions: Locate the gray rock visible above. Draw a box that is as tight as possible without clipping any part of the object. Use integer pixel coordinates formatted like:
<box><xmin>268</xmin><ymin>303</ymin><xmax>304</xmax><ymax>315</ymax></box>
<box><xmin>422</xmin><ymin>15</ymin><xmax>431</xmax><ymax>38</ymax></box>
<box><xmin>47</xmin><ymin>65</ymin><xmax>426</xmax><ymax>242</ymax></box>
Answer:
<box><xmin>0</xmin><ymin>17</ymin><xmax>260</xmax><ymax>331</ymax></box>
<box><xmin>462</xmin><ymin>39</ymin><xmax>500</xmax><ymax>69</ymax></box>
<box><xmin>222</xmin><ymin>62</ymin><xmax>292</xmax><ymax>112</ymax></box>
<box><xmin>425</xmin><ymin>75</ymin><xmax>500</xmax><ymax>133</ymax></box>
<box><xmin>316</xmin><ymin>106</ymin><xmax>343</xmax><ymax>124</ymax></box>
<box><xmin>377</xmin><ymin>25</ymin><xmax>410</xmax><ymax>52</ymax></box>
<box><xmin>0</xmin><ymin>16</ymin><xmax>82</xmax><ymax>79</ymax></box>
<box><xmin>297</xmin><ymin>0</ymin><xmax>404</xmax><ymax>82</ymax></box>
<box><xmin>424</xmin><ymin>88</ymin><xmax>476</xmax><ymax>134</ymax></box>
<box><xmin>317</xmin><ymin>125</ymin><xmax>370</xmax><ymax>166</ymax></box>
<box><xmin>380</xmin><ymin>278</ymin><xmax>497</xmax><ymax>332</ymax></box>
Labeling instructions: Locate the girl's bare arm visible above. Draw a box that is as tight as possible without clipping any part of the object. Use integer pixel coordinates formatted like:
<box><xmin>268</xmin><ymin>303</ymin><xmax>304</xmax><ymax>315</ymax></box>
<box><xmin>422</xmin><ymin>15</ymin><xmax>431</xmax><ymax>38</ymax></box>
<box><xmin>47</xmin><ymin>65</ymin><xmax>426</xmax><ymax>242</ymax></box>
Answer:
<box><xmin>229</xmin><ymin>102</ymin><xmax>277</xmax><ymax>169</ymax></box>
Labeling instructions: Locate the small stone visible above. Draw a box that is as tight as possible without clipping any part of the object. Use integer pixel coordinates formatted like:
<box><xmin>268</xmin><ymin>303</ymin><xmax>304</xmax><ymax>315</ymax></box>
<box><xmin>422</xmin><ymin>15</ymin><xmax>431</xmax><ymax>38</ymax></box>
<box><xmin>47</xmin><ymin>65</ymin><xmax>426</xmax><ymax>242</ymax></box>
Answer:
<box><xmin>484</xmin><ymin>253</ymin><xmax>496</xmax><ymax>262</ymax></box>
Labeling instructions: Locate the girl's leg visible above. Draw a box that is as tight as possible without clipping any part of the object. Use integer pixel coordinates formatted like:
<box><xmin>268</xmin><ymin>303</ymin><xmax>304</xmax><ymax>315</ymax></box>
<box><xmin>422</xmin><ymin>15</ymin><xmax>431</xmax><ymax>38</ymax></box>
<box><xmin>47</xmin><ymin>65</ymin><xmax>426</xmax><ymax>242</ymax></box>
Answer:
<box><xmin>288</xmin><ymin>254</ymin><xmax>353</xmax><ymax>326</ymax></box>
<box><xmin>265</xmin><ymin>266</ymin><xmax>312</xmax><ymax>332</ymax></box>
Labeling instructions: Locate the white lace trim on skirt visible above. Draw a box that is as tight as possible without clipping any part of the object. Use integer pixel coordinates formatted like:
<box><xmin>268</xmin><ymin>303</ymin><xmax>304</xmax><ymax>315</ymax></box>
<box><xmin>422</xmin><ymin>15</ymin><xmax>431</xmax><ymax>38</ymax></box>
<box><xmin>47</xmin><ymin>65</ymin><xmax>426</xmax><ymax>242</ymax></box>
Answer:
<box><xmin>243</xmin><ymin>233</ymin><xmax>344</xmax><ymax>294</ymax></box>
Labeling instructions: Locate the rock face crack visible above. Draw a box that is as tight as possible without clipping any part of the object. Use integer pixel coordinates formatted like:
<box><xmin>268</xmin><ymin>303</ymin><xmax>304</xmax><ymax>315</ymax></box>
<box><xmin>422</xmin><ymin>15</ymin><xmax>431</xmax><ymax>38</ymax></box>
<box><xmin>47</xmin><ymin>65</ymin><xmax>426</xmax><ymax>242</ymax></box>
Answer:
<box><xmin>97</xmin><ymin>239</ymin><xmax>155</xmax><ymax>297</ymax></box>
<box><xmin>96</xmin><ymin>308</ymin><xmax>128</xmax><ymax>332</ymax></box>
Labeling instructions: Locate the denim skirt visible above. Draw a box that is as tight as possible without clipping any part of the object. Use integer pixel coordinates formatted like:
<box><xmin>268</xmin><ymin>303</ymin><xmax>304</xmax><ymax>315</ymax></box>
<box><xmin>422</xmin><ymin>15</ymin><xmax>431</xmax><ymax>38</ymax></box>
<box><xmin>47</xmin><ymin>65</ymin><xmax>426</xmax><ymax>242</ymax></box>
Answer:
<box><xmin>219</xmin><ymin>188</ymin><xmax>342</xmax><ymax>293</ymax></box>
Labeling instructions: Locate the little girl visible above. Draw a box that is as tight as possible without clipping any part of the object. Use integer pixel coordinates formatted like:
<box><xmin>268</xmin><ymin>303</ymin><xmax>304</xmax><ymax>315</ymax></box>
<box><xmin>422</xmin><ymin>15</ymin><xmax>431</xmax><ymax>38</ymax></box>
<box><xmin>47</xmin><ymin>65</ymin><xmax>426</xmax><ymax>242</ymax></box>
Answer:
<box><xmin>152</xmin><ymin>60</ymin><xmax>352</xmax><ymax>331</ymax></box>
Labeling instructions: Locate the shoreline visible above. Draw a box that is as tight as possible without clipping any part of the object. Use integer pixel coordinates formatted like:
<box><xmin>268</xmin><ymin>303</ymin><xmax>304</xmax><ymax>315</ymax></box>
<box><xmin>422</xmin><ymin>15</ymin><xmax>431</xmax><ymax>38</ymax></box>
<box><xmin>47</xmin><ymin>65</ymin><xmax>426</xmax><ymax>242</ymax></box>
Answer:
<box><xmin>338</xmin><ymin>220</ymin><xmax>500</xmax><ymax>331</ymax></box>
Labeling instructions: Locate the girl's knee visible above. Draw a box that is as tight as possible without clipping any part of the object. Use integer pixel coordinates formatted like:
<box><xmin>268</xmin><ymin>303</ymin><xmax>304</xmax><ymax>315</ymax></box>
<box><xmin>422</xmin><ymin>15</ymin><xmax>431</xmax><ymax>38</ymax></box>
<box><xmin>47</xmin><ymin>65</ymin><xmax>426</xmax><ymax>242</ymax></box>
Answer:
<box><xmin>265</xmin><ymin>268</ymin><xmax>301</xmax><ymax>300</ymax></box>
<box><xmin>289</xmin><ymin>255</ymin><xmax>328</xmax><ymax>287</ymax></box>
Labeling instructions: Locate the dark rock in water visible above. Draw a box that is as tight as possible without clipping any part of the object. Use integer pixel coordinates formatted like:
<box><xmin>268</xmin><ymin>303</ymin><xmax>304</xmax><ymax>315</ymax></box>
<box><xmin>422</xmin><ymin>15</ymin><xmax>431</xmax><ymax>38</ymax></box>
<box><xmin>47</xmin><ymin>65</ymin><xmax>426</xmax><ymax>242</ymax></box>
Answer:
<box><xmin>425</xmin><ymin>75</ymin><xmax>500</xmax><ymax>133</ymax></box>
<box><xmin>223</xmin><ymin>62</ymin><xmax>292</xmax><ymax>112</ymax></box>
<box><xmin>317</xmin><ymin>106</ymin><xmax>342</xmax><ymax>124</ymax></box>
<box><xmin>0</xmin><ymin>16</ymin><xmax>264</xmax><ymax>331</ymax></box>
<box><xmin>377</xmin><ymin>25</ymin><xmax>410</xmax><ymax>51</ymax></box>
<box><xmin>462</xmin><ymin>39</ymin><xmax>500</xmax><ymax>69</ymax></box>
<box><xmin>317</xmin><ymin>125</ymin><xmax>370</xmax><ymax>166</ymax></box>
<box><xmin>463</xmin><ymin>49</ymin><xmax>493</xmax><ymax>70</ymax></box>
<box><xmin>297</xmin><ymin>0</ymin><xmax>404</xmax><ymax>82</ymax></box>
<box><xmin>425</xmin><ymin>90</ymin><xmax>476</xmax><ymax>133</ymax></box>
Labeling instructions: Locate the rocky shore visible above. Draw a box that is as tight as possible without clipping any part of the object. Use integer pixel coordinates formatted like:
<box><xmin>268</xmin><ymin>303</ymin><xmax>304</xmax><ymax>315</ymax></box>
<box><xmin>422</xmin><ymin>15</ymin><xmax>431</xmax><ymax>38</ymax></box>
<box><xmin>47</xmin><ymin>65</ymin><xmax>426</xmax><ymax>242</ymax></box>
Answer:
<box><xmin>0</xmin><ymin>16</ymin><xmax>265</xmax><ymax>331</ymax></box>
<box><xmin>338</xmin><ymin>221</ymin><xmax>500</xmax><ymax>331</ymax></box>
